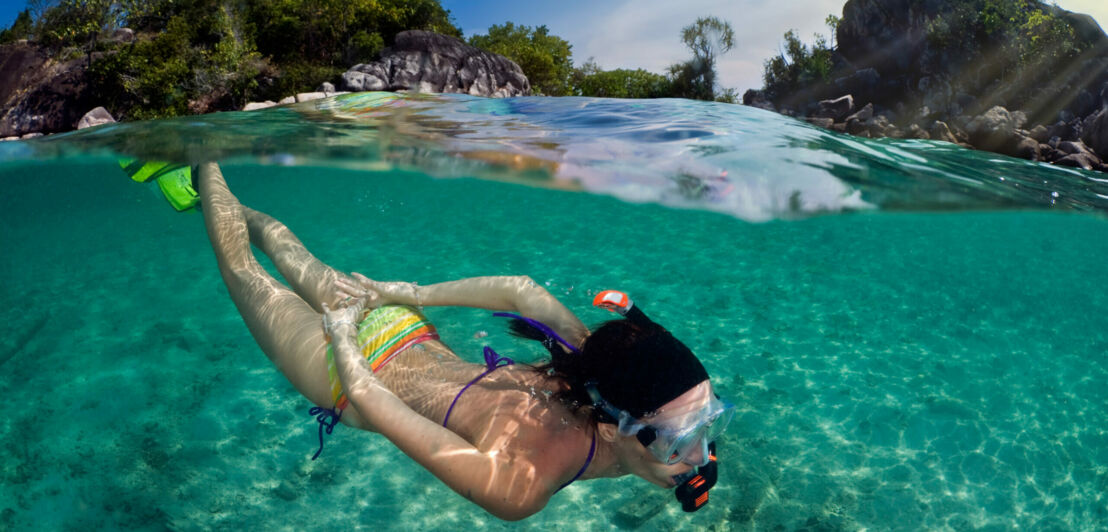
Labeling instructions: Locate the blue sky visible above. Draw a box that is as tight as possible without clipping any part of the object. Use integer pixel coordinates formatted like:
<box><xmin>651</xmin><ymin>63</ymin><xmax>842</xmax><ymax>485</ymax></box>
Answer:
<box><xmin>4</xmin><ymin>0</ymin><xmax>1108</xmax><ymax>92</ymax></box>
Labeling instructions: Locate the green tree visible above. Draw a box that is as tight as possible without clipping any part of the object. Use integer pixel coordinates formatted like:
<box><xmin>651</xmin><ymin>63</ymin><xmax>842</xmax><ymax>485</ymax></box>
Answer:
<box><xmin>468</xmin><ymin>22</ymin><xmax>573</xmax><ymax>96</ymax></box>
<box><xmin>668</xmin><ymin>16</ymin><xmax>735</xmax><ymax>100</ymax></box>
<box><xmin>87</xmin><ymin>0</ymin><xmax>266</xmax><ymax>119</ymax></box>
<box><xmin>37</xmin><ymin>0</ymin><xmax>118</xmax><ymax>60</ymax></box>
<box><xmin>573</xmin><ymin>60</ymin><xmax>671</xmax><ymax>98</ymax></box>
<box><xmin>762</xmin><ymin>29</ymin><xmax>834</xmax><ymax>103</ymax></box>
<box><xmin>0</xmin><ymin>9</ymin><xmax>33</xmax><ymax>43</ymax></box>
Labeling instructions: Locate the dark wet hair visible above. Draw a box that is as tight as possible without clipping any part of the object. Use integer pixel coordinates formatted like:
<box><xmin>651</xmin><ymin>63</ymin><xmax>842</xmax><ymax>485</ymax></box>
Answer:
<box><xmin>512</xmin><ymin>315</ymin><xmax>709</xmax><ymax>422</ymax></box>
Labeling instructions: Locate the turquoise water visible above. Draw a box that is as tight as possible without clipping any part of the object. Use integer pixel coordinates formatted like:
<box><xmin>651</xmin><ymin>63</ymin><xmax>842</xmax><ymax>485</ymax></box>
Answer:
<box><xmin>1</xmin><ymin>93</ymin><xmax>1107</xmax><ymax>531</ymax></box>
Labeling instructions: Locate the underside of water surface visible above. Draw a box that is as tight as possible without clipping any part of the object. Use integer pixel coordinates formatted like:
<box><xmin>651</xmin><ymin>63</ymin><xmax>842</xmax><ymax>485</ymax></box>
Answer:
<box><xmin>1</xmin><ymin>93</ymin><xmax>1106</xmax><ymax>531</ymax></box>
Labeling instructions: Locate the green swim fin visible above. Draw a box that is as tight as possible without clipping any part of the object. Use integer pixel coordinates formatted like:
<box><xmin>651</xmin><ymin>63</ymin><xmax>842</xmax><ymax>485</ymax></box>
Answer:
<box><xmin>118</xmin><ymin>158</ymin><xmax>198</xmax><ymax>211</ymax></box>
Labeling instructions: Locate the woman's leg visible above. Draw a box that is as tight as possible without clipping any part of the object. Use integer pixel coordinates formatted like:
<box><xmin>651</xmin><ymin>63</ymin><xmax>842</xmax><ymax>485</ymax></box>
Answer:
<box><xmin>241</xmin><ymin>206</ymin><xmax>352</xmax><ymax>313</ymax></box>
<box><xmin>197</xmin><ymin>162</ymin><xmax>335</xmax><ymax>408</ymax></box>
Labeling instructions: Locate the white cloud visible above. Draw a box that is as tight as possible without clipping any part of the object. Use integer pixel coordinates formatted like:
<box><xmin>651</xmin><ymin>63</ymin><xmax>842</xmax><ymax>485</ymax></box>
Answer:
<box><xmin>569</xmin><ymin>0</ymin><xmax>844</xmax><ymax>92</ymax></box>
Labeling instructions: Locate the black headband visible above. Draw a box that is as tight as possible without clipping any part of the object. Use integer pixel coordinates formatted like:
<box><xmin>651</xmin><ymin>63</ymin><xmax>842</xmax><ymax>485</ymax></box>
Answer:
<box><xmin>589</xmin><ymin>303</ymin><xmax>709</xmax><ymax>418</ymax></box>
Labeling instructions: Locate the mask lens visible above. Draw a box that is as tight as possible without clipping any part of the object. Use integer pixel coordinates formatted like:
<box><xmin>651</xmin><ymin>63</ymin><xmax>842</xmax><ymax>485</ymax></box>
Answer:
<box><xmin>648</xmin><ymin>399</ymin><xmax>735</xmax><ymax>465</ymax></box>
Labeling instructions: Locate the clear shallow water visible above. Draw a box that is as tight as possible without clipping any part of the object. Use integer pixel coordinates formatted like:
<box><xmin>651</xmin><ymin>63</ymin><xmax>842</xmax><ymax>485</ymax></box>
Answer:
<box><xmin>1</xmin><ymin>94</ymin><xmax>1107</xmax><ymax>531</ymax></box>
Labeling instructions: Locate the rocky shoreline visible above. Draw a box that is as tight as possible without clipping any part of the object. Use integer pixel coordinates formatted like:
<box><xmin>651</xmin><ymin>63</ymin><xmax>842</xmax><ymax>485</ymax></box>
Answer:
<box><xmin>744</xmin><ymin>91</ymin><xmax>1108</xmax><ymax>173</ymax></box>
<box><xmin>742</xmin><ymin>0</ymin><xmax>1108</xmax><ymax>173</ymax></box>
<box><xmin>3</xmin><ymin>10</ymin><xmax>1108</xmax><ymax>177</ymax></box>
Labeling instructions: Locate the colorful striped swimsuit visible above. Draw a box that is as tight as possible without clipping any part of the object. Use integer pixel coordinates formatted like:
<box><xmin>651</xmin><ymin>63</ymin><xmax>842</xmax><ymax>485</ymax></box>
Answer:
<box><xmin>325</xmin><ymin>305</ymin><xmax>438</xmax><ymax>411</ymax></box>
<box><xmin>309</xmin><ymin>305</ymin><xmax>438</xmax><ymax>459</ymax></box>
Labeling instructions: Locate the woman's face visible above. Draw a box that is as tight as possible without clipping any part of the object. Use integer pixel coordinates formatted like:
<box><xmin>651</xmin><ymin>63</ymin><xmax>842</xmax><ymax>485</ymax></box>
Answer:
<box><xmin>612</xmin><ymin>379</ymin><xmax>714</xmax><ymax>487</ymax></box>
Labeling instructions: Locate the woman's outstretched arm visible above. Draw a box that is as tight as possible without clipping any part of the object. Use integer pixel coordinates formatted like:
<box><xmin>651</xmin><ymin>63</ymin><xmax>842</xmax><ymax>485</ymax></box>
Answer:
<box><xmin>323</xmin><ymin>302</ymin><xmax>560</xmax><ymax>520</ymax></box>
<box><xmin>339</xmin><ymin>274</ymin><xmax>589</xmax><ymax>349</ymax></box>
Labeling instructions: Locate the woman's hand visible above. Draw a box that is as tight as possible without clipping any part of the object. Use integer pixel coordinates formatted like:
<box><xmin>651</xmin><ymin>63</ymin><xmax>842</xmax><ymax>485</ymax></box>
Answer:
<box><xmin>335</xmin><ymin>273</ymin><xmax>384</xmax><ymax>308</ymax></box>
<box><xmin>321</xmin><ymin>294</ymin><xmax>369</xmax><ymax>337</ymax></box>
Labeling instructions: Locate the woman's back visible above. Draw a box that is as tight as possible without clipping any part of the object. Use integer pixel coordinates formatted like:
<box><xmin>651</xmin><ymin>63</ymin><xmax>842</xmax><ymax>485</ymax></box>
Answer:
<box><xmin>372</xmin><ymin>338</ymin><xmax>596</xmax><ymax>491</ymax></box>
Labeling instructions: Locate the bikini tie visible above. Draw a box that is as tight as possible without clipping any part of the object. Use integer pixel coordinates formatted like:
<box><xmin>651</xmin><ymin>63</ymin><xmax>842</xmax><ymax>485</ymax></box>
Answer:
<box><xmin>308</xmin><ymin>406</ymin><xmax>342</xmax><ymax>460</ymax></box>
<box><xmin>442</xmin><ymin>346</ymin><xmax>515</xmax><ymax>427</ymax></box>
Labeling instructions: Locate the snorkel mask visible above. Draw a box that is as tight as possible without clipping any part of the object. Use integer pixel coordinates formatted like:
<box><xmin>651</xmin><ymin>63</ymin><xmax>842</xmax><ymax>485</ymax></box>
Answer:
<box><xmin>591</xmin><ymin>290</ymin><xmax>733</xmax><ymax>512</ymax></box>
<box><xmin>586</xmin><ymin>382</ymin><xmax>734</xmax><ymax>466</ymax></box>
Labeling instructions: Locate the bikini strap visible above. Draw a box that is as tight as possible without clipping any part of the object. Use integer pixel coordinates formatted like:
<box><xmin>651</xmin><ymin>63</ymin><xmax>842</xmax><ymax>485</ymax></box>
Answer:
<box><xmin>557</xmin><ymin>431</ymin><xmax>596</xmax><ymax>492</ymax></box>
<box><xmin>442</xmin><ymin>346</ymin><xmax>515</xmax><ymax>427</ymax></box>
<box><xmin>307</xmin><ymin>405</ymin><xmax>342</xmax><ymax>460</ymax></box>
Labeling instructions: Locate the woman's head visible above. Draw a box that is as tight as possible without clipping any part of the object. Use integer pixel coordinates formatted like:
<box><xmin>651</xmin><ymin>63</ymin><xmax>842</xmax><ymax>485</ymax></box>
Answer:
<box><xmin>511</xmin><ymin>293</ymin><xmax>732</xmax><ymax>466</ymax></box>
<box><xmin>572</xmin><ymin>318</ymin><xmax>709</xmax><ymax>418</ymax></box>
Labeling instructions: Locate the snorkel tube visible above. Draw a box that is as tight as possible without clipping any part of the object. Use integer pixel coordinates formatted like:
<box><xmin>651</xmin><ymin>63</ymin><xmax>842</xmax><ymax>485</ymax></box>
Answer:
<box><xmin>592</xmin><ymin>290</ymin><xmax>720</xmax><ymax>513</ymax></box>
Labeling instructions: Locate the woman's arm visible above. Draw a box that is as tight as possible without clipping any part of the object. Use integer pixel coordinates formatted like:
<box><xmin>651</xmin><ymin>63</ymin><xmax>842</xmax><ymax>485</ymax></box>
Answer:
<box><xmin>340</xmin><ymin>274</ymin><xmax>589</xmax><ymax>348</ymax></box>
<box><xmin>326</xmin><ymin>315</ymin><xmax>556</xmax><ymax>520</ymax></box>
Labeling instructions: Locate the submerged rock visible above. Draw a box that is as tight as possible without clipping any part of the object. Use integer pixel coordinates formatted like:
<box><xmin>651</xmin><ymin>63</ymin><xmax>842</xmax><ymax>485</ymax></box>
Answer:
<box><xmin>339</xmin><ymin>30</ymin><xmax>530</xmax><ymax>98</ymax></box>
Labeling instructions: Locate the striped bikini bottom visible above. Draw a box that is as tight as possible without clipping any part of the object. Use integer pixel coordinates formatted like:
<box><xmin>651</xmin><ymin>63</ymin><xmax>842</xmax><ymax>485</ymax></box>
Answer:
<box><xmin>309</xmin><ymin>305</ymin><xmax>437</xmax><ymax>460</ymax></box>
<box><xmin>325</xmin><ymin>305</ymin><xmax>439</xmax><ymax>411</ymax></box>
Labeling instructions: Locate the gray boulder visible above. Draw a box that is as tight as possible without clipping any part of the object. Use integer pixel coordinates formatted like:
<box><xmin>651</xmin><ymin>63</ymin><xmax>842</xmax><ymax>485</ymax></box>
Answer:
<box><xmin>0</xmin><ymin>42</ymin><xmax>91</xmax><ymax>136</ymax></box>
<box><xmin>929</xmin><ymin>121</ymin><xmax>959</xmax><ymax>144</ymax></box>
<box><xmin>844</xmin><ymin>102</ymin><xmax>874</xmax><ymax>123</ymax></box>
<box><xmin>1056</xmin><ymin>153</ymin><xmax>1097</xmax><ymax>170</ymax></box>
<box><xmin>905</xmin><ymin>123</ymin><xmax>930</xmax><ymax>139</ymax></box>
<box><xmin>742</xmin><ymin>89</ymin><xmax>775</xmax><ymax>111</ymax></box>
<box><xmin>833</xmin><ymin>68</ymin><xmax>880</xmax><ymax>102</ymax></box>
<box><xmin>243</xmin><ymin>101</ymin><xmax>276</xmax><ymax>111</ymax></box>
<box><xmin>815</xmin><ymin>95</ymin><xmax>854</xmax><ymax>120</ymax></box>
<box><xmin>1079</xmin><ymin>109</ymin><xmax>1108</xmax><ymax>161</ymax></box>
<box><xmin>295</xmin><ymin>92</ymin><xmax>326</xmax><ymax>102</ymax></box>
<box><xmin>76</xmin><ymin>106</ymin><xmax>115</xmax><ymax>129</ymax></box>
<box><xmin>1059</xmin><ymin>139</ymin><xmax>1096</xmax><ymax>157</ymax></box>
<box><xmin>338</xmin><ymin>31</ymin><xmax>530</xmax><ymax>97</ymax></box>
<box><xmin>1014</xmin><ymin>136</ymin><xmax>1041</xmax><ymax>161</ymax></box>
<box><xmin>965</xmin><ymin>106</ymin><xmax>1026</xmax><ymax>153</ymax></box>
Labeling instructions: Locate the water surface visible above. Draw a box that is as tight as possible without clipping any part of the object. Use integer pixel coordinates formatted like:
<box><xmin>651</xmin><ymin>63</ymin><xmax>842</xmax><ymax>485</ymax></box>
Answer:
<box><xmin>1</xmin><ymin>93</ymin><xmax>1106</xmax><ymax>531</ymax></box>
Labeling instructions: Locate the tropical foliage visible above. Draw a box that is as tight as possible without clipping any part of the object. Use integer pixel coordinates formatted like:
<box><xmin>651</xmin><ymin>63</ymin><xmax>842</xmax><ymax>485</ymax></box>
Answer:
<box><xmin>465</xmin><ymin>17</ymin><xmax>736</xmax><ymax>100</ymax></box>
<box><xmin>761</xmin><ymin>29</ymin><xmax>835</xmax><ymax>103</ymax></box>
<box><xmin>5</xmin><ymin>0</ymin><xmax>745</xmax><ymax>120</ymax></box>
<box><xmin>571</xmin><ymin>61</ymin><xmax>672</xmax><ymax>98</ymax></box>
<box><xmin>668</xmin><ymin>16</ymin><xmax>735</xmax><ymax>101</ymax></box>
<box><xmin>13</xmin><ymin>0</ymin><xmax>459</xmax><ymax>119</ymax></box>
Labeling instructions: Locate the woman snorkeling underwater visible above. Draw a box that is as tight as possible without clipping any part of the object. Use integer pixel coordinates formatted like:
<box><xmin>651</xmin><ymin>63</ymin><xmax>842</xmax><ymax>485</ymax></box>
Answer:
<box><xmin>196</xmin><ymin>161</ymin><xmax>734</xmax><ymax>520</ymax></box>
